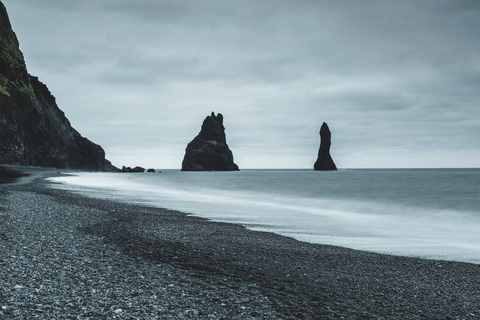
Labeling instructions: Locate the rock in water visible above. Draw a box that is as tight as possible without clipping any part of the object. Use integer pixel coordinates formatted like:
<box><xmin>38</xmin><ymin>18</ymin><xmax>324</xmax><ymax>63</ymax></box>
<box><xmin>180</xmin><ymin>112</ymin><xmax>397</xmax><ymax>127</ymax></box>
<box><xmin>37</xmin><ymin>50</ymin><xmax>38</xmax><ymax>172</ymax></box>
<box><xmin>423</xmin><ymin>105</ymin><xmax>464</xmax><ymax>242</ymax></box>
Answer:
<box><xmin>182</xmin><ymin>112</ymin><xmax>239</xmax><ymax>171</ymax></box>
<box><xmin>121</xmin><ymin>166</ymin><xmax>145</xmax><ymax>173</ymax></box>
<box><xmin>314</xmin><ymin>122</ymin><xmax>337</xmax><ymax>171</ymax></box>
<box><xmin>0</xmin><ymin>2</ymin><xmax>117</xmax><ymax>171</ymax></box>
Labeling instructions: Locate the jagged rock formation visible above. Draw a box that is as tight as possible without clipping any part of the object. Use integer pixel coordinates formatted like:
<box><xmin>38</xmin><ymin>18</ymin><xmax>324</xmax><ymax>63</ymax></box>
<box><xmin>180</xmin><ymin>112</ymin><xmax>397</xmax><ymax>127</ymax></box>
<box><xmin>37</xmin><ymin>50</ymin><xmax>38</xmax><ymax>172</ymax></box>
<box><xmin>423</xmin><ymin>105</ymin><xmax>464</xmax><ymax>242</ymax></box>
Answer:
<box><xmin>0</xmin><ymin>2</ymin><xmax>116</xmax><ymax>171</ymax></box>
<box><xmin>182</xmin><ymin>112</ymin><xmax>239</xmax><ymax>171</ymax></box>
<box><xmin>120</xmin><ymin>166</ymin><xmax>145</xmax><ymax>173</ymax></box>
<box><xmin>314</xmin><ymin>122</ymin><xmax>337</xmax><ymax>171</ymax></box>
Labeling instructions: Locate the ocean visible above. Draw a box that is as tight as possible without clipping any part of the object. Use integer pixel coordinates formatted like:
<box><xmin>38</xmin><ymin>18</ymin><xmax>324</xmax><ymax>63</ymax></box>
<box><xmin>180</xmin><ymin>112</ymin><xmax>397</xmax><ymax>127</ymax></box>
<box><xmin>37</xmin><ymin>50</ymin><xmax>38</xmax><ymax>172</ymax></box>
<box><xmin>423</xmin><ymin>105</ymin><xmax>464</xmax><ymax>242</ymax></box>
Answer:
<box><xmin>48</xmin><ymin>169</ymin><xmax>480</xmax><ymax>264</ymax></box>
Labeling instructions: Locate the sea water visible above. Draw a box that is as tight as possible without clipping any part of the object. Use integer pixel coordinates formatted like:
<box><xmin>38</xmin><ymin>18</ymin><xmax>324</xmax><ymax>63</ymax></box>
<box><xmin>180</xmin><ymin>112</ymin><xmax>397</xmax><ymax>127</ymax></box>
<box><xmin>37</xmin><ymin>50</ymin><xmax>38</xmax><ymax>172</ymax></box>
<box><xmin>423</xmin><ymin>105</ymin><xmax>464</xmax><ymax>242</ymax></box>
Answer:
<box><xmin>48</xmin><ymin>169</ymin><xmax>480</xmax><ymax>264</ymax></box>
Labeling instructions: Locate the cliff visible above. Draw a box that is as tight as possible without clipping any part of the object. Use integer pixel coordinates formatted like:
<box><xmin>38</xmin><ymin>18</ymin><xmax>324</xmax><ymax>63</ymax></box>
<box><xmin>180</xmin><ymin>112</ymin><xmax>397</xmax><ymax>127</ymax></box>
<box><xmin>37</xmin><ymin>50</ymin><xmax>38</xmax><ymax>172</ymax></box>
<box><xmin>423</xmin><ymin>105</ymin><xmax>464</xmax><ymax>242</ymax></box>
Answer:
<box><xmin>314</xmin><ymin>122</ymin><xmax>337</xmax><ymax>171</ymax></box>
<box><xmin>0</xmin><ymin>2</ymin><xmax>116</xmax><ymax>171</ymax></box>
<box><xmin>182</xmin><ymin>112</ymin><xmax>239</xmax><ymax>171</ymax></box>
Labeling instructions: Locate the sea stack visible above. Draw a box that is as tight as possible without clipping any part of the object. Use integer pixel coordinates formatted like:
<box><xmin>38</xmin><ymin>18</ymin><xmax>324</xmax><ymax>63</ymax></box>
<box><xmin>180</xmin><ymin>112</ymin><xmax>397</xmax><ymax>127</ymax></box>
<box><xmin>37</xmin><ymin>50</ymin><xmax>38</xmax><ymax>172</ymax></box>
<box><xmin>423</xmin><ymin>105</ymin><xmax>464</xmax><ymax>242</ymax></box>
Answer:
<box><xmin>182</xmin><ymin>112</ymin><xmax>239</xmax><ymax>171</ymax></box>
<box><xmin>314</xmin><ymin>122</ymin><xmax>337</xmax><ymax>171</ymax></box>
<box><xmin>0</xmin><ymin>2</ymin><xmax>116</xmax><ymax>171</ymax></box>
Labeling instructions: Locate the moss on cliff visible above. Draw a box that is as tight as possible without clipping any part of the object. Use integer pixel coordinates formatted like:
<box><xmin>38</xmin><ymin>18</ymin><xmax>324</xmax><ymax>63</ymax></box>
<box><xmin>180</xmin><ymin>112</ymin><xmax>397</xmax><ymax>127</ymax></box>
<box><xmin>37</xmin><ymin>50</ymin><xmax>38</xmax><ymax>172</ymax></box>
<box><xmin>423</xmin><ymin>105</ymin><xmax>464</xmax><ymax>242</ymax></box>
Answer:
<box><xmin>0</xmin><ymin>73</ymin><xmax>9</xmax><ymax>96</ymax></box>
<box><xmin>17</xmin><ymin>83</ymin><xmax>35</xmax><ymax>99</ymax></box>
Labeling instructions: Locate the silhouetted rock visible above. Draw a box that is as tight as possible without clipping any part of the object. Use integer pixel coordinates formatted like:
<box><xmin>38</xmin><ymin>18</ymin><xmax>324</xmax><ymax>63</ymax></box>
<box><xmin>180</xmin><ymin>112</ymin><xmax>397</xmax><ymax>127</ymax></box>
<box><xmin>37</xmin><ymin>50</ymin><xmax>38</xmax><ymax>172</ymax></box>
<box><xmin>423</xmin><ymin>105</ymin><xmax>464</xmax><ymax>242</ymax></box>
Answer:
<box><xmin>314</xmin><ymin>122</ymin><xmax>337</xmax><ymax>171</ymax></box>
<box><xmin>121</xmin><ymin>166</ymin><xmax>145</xmax><ymax>173</ymax></box>
<box><xmin>182</xmin><ymin>112</ymin><xmax>239</xmax><ymax>171</ymax></box>
<box><xmin>147</xmin><ymin>168</ymin><xmax>156</xmax><ymax>173</ymax></box>
<box><xmin>0</xmin><ymin>2</ymin><xmax>117</xmax><ymax>171</ymax></box>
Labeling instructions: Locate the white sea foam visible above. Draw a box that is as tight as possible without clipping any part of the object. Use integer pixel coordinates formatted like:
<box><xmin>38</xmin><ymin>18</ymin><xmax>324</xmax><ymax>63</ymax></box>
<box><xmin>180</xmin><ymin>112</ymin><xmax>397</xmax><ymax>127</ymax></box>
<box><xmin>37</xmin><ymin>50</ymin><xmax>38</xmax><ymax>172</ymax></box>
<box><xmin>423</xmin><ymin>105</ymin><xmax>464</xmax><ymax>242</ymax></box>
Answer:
<box><xmin>48</xmin><ymin>169</ymin><xmax>480</xmax><ymax>264</ymax></box>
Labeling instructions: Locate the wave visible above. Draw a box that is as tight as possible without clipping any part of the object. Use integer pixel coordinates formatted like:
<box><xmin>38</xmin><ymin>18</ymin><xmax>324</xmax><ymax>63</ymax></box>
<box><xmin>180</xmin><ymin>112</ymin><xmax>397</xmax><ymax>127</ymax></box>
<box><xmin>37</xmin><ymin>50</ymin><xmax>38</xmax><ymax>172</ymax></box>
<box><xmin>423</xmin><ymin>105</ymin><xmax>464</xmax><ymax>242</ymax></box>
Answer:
<box><xmin>47</xmin><ymin>170</ymin><xmax>480</xmax><ymax>264</ymax></box>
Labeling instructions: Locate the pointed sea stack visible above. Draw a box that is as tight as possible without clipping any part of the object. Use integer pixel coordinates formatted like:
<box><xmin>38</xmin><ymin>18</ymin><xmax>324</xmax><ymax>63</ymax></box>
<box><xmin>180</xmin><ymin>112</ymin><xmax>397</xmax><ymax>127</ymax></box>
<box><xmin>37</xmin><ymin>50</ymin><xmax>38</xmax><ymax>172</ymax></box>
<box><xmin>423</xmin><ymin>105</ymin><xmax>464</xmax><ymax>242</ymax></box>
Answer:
<box><xmin>0</xmin><ymin>2</ymin><xmax>116</xmax><ymax>171</ymax></box>
<box><xmin>182</xmin><ymin>112</ymin><xmax>239</xmax><ymax>171</ymax></box>
<box><xmin>314</xmin><ymin>122</ymin><xmax>337</xmax><ymax>171</ymax></box>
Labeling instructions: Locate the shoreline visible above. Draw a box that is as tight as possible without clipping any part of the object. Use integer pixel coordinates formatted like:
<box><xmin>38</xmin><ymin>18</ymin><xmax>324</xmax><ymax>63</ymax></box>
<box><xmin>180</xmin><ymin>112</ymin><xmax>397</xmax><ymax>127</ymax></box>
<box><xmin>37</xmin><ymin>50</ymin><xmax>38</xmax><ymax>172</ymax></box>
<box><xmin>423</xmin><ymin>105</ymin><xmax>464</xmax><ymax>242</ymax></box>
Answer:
<box><xmin>1</xmin><ymin>170</ymin><xmax>479</xmax><ymax>319</ymax></box>
<box><xmin>46</xmin><ymin>168</ymin><xmax>480</xmax><ymax>265</ymax></box>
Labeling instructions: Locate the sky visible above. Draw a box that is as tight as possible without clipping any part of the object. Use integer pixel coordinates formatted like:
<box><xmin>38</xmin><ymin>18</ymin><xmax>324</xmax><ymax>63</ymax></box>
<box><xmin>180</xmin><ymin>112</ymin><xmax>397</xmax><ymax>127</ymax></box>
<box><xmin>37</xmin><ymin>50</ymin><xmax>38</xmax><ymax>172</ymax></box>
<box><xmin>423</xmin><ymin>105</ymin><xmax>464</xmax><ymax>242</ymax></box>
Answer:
<box><xmin>3</xmin><ymin>0</ymin><xmax>480</xmax><ymax>169</ymax></box>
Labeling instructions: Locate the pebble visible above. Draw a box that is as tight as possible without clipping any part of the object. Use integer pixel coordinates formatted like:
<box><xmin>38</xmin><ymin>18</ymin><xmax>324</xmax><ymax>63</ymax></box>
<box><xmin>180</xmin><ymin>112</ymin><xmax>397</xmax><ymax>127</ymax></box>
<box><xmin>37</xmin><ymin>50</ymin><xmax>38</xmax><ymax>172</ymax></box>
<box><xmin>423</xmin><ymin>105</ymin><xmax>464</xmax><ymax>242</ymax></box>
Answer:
<box><xmin>1</xmin><ymin>175</ymin><xmax>480</xmax><ymax>319</ymax></box>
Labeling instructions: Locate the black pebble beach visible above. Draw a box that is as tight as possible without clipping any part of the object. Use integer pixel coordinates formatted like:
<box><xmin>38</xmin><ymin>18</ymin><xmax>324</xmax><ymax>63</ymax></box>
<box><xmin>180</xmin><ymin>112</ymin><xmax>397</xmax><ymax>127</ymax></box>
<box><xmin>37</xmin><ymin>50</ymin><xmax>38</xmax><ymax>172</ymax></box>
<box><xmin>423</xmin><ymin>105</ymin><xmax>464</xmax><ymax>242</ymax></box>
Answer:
<box><xmin>1</xmin><ymin>169</ymin><xmax>479</xmax><ymax>319</ymax></box>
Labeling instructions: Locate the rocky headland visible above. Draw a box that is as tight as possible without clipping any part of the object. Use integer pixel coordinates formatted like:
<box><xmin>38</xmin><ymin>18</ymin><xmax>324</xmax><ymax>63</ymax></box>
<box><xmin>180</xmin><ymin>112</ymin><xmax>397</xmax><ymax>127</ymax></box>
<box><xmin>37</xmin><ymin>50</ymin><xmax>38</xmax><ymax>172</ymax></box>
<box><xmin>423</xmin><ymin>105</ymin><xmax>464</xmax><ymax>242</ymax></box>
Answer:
<box><xmin>182</xmin><ymin>112</ymin><xmax>239</xmax><ymax>171</ymax></box>
<box><xmin>0</xmin><ymin>1</ymin><xmax>116</xmax><ymax>171</ymax></box>
<box><xmin>314</xmin><ymin>122</ymin><xmax>337</xmax><ymax>171</ymax></box>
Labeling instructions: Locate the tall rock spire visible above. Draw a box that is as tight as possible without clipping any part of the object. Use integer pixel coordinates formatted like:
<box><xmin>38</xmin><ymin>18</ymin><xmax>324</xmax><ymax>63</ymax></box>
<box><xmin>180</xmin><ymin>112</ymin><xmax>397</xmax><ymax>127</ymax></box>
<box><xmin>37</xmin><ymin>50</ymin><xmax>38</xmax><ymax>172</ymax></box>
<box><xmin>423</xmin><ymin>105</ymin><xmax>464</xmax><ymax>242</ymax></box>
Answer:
<box><xmin>182</xmin><ymin>112</ymin><xmax>239</xmax><ymax>171</ymax></box>
<box><xmin>314</xmin><ymin>122</ymin><xmax>337</xmax><ymax>171</ymax></box>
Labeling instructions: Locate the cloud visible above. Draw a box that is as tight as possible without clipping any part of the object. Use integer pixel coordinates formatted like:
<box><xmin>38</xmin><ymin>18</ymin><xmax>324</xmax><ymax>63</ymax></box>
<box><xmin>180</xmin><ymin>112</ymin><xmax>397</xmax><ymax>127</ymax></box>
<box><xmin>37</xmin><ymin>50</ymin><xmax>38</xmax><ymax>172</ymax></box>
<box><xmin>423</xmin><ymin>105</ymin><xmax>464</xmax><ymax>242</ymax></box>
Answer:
<box><xmin>3</xmin><ymin>0</ymin><xmax>480</xmax><ymax>168</ymax></box>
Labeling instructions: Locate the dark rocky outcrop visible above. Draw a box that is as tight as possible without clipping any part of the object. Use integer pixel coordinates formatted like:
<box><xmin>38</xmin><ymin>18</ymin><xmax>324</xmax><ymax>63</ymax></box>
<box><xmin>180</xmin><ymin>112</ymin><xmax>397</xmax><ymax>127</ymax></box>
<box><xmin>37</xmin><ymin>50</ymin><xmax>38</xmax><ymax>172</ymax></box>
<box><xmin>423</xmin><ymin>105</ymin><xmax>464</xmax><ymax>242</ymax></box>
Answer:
<box><xmin>0</xmin><ymin>1</ymin><xmax>117</xmax><ymax>171</ymax></box>
<box><xmin>182</xmin><ymin>112</ymin><xmax>239</xmax><ymax>171</ymax></box>
<box><xmin>147</xmin><ymin>168</ymin><xmax>156</xmax><ymax>173</ymax></box>
<box><xmin>121</xmin><ymin>166</ymin><xmax>145</xmax><ymax>173</ymax></box>
<box><xmin>314</xmin><ymin>122</ymin><xmax>337</xmax><ymax>171</ymax></box>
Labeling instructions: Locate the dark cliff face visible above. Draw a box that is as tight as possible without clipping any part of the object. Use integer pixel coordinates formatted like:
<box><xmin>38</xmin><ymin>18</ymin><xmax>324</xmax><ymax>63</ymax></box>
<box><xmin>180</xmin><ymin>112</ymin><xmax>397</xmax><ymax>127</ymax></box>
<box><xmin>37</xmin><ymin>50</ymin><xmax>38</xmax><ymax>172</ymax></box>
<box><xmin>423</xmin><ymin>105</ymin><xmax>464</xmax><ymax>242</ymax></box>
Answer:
<box><xmin>182</xmin><ymin>112</ymin><xmax>239</xmax><ymax>171</ymax></box>
<box><xmin>0</xmin><ymin>2</ymin><xmax>116</xmax><ymax>171</ymax></box>
<box><xmin>314</xmin><ymin>122</ymin><xmax>337</xmax><ymax>171</ymax></box>
<box><xmin>0</xmin><ymin>3</ymin><xmax>28</xmax><ymax>89</ymax></box>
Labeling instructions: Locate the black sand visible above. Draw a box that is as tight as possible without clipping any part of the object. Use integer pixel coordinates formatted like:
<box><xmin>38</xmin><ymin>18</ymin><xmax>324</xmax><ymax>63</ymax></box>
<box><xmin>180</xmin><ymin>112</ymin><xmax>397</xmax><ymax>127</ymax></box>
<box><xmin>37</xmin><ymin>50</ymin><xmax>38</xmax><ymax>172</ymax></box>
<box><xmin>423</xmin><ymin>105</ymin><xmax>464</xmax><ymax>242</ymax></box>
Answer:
<box><xmin>0</xmin><ymin>170</ymin><xmax>479</xmax><ymax>319</ymax></box>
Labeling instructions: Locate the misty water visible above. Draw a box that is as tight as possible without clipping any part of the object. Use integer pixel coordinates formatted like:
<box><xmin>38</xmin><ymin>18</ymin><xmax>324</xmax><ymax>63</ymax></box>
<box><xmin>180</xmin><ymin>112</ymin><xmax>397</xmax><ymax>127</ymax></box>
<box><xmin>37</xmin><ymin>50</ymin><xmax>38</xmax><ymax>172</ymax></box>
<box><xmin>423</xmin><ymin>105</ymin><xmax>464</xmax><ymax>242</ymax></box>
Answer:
<box><xmin>48</xmin><ymin>169</ymin><xmax>480</xmax><ymax>264</ymax></box>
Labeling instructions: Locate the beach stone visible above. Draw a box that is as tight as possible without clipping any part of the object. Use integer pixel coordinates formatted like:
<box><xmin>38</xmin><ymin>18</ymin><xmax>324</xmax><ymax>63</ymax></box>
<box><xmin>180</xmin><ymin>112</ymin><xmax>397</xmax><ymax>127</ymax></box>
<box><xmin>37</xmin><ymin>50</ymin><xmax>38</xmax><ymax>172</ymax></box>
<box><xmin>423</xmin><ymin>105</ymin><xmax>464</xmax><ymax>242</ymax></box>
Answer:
<box><xmin>3</xmin><ymin>170</ymin><xmax>480</xmax><ymax>319</ymax></box>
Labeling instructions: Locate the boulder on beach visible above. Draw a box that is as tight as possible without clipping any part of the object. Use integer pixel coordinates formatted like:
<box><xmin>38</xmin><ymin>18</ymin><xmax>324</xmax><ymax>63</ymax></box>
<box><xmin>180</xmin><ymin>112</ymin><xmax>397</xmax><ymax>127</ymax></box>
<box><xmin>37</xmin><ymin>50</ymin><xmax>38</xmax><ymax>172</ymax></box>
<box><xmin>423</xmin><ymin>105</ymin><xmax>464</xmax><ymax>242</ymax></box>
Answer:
<box><xmin>314</xmin><ymin>122</ymin><xmax>337</xmax><ymax>171</ymax></box>
<box><xmin>147</xmin><ymin>168</ymin><xmax>156</xmax><ymax>173</ymax></box>
<box><xmin>182</xmin><ymin>112</ymin><xmax>239</xmax><ymax>171</ymax></box>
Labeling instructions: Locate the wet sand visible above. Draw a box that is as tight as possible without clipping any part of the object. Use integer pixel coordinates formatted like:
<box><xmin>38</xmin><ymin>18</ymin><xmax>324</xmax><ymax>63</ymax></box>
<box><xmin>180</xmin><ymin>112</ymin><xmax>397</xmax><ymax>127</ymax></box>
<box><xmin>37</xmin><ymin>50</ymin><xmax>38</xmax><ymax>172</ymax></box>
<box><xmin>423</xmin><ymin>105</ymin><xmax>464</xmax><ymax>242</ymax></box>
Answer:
<box><xmin>0</xmin><ymin>169</ymin><xmax>479</xmax><ymax>319</ymax></box>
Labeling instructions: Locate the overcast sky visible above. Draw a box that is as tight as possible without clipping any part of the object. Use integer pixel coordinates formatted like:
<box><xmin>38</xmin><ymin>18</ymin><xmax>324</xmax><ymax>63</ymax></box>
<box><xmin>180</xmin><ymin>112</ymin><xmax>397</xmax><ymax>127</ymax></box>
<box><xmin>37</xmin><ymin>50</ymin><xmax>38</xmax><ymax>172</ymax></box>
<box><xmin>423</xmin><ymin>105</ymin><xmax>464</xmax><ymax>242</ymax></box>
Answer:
<box><xmin>3</xmin><ymin>0</ymin><xmax>480</xmax><ymax>168</ymax></box>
